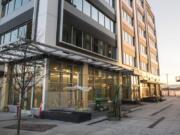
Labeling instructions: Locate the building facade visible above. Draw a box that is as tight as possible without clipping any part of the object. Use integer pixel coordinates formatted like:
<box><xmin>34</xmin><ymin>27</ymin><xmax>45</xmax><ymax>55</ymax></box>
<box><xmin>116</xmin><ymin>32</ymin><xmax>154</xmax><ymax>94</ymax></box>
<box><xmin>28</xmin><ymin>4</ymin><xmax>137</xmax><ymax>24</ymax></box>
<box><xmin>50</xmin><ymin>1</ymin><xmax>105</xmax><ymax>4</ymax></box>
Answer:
<box><xmin>0</xmin><ymin>0</ymin><xmax>160</xmax><ymax>111</ymax></box>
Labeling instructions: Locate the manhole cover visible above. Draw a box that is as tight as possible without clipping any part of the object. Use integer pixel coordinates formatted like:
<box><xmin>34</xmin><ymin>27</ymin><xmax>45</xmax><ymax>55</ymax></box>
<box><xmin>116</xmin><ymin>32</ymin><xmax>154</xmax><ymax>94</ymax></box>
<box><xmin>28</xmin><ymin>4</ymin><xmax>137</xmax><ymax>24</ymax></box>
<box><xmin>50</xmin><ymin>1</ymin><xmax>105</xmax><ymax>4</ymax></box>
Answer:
<box><xmin>4</xmin><ymin>123</ymin><xmax>57</xmax><ymax>132</ymax></box>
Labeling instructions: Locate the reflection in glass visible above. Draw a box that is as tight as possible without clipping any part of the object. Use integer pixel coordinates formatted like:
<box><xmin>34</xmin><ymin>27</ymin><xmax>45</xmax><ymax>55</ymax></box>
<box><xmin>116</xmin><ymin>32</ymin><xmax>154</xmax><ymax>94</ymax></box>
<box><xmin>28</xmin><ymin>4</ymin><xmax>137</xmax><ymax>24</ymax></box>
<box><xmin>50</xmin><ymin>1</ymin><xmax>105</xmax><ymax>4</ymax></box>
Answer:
<box><xmin>91</xmin><ymin>6</ymin><xmax>98</xmax><ymax>22</ymax></box>
<box><xmin>83</xmin><ymin>33</ymin><xmax>91</xmax><ymax>50</ymax></box>
<box><xmin>11</xmin><ymin>29</ymin><xmax>18</xmax><ymax>43</ymax></box>
<box><xmin>73</xmin><ymin>0</ymin><xmax>83</xmax><ymax>11</ymax></box>
<box><xmin>63</xmin><ymin>24</ymin><xmax>72</xmax><ymax>43</ymax></box>
<box><xmin>99</xmin><ymin>12</ymin><xmax>105</xmax><ymax>26</ymax></box>
<box><xmin>73</xmin><ymin>28</ymin><xmax>82</xmax><ymax>47</ymax></box>
<box><xmin>83</xmin><ymin>0</ymin><xmax>91</xmax><ymax>16</ymax></box>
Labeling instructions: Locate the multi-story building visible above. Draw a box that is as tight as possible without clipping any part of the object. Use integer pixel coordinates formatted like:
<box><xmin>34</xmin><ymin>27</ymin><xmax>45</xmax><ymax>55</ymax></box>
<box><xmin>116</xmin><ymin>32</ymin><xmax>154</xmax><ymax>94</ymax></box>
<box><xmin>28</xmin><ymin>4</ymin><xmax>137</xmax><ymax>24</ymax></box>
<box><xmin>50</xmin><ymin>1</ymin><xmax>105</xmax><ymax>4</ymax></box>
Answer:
<box><xmin>117</xmin><ymin>0</ymin><xmax>160</xmax><ymax>101</ymax></box>
<box><xmin>0</xmin><ymin>0</ymin><xmax>160</xmax><ymax>111</ymax></box>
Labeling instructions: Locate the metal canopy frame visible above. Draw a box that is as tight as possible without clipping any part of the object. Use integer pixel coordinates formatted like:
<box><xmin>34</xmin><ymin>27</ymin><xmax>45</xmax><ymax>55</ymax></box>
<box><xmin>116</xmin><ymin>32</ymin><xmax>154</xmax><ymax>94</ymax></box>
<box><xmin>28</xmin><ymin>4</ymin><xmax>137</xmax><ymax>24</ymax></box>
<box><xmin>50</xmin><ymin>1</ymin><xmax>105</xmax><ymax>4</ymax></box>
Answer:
<box><xmin>0</xmin><ymin>41</ymin><xmax>124</xmax><ymax>71</ymax></box>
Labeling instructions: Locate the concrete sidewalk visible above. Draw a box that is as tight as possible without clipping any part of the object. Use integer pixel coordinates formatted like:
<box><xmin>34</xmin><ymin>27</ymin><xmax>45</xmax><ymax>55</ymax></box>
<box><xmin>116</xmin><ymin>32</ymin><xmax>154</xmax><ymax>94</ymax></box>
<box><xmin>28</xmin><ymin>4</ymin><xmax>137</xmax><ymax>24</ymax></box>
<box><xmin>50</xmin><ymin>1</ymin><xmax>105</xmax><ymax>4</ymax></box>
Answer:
<box><xmin>0</xmin><ymin>112</ymin><xmax>16</xmax><ymax>121</ymax></box>
<box><xmin>1</xmin><ymin>97</ymin><xmax>180</xmax><ymax>135</ymax></box>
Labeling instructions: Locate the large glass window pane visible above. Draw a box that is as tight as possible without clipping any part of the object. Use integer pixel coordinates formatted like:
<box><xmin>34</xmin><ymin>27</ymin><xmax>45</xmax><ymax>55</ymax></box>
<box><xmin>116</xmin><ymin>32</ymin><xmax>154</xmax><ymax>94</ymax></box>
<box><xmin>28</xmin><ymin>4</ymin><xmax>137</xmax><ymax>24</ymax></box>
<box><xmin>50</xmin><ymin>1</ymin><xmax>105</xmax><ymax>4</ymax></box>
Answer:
<box><xmin>18</xmin><ymin>25</ymin><xmax>27</xmax><ymax>39</ymax></box>
<box><xmin>110</xmin><ymin>0</ymin><xmax>113</xmax><ymax>7</ymax></box>
<box><xmin>1</xmin><ymin>3</ymin><xmax>9</xmax><ymax>17</ymax></box>
<box><xmin>73</xmin><ymin>0</ymin><xmax>83</xmax><ymax>11</ymax></box>
<box><xmin>110</xmin><ymin>21</ymin><xmax>114</xmax><ymax>33</ymax></box>
<box><xmin>26</xmin><ymin>22</ymin><xmax>32</xmax><ymax>39</ymax></box>
<box><xmin>0</xmin><ymin>35</ymin><xmax>4</xmax><ymax>45</ymax></box>
<box><xmin>73</xmin><ymin>28</ymin><xmax>82</xmax><ymax>47</ymax></box>
<box><xmin>11</xmin><ymin>29</ymin><xmax>18</xmax><ymax>43</ymax></box>
<box><xmin>83</xmin><ymin>0</ymin><xmax>91</xmax><ymax>16</ymax></box>
<box><xmin>15</xmin><ymin>0</ymin><xmax>22</xmax><ymax>10</ymax></box>
<box><xmin>105</xmin><ymin>16</ymin><xmax>110</xmax><ymax>30</ymax></box>
<box><xmin>4</xmin><ymin>33</ymin><xmax>11</xmax><ymax>44</ymax></box>
<box><xmin>83</xmin><ymin>33</ymin><xmax>91</xmax><ymax>50</ymax></box>
<box><xmin>106</xmin><ymin>44</ymin><xmax>112</xmax><ymax>58</ymax></box>
<box><xmin>112</xmin><ymin>47</ymin><xmax>116</xmax><ymax>59</ymax></box>
<box><xmin>22</xmin><ymin>0</ymin><xmax>30</xmax><ymax>5</ymax></box>
<box><xmin>99</xmin><ymin>12</ymin><xmax>105</xmax><ymax>26</ymax></box>
<box><xmin>8</xmin><ymin>0</ymin><xmax>15</xmax><ymax>14</ymax></box>
<box><xmin>63</xmin><ymin>23</ymin><xmax>72</xmax><ymax>43</ymax></box>
<box><xmin>93</xmin><ymin>38</ymin><xmax>98</xmax><ymax>53</ymax></box>
<box><xmin>98</xmin><ymin>40</ymin><xmax>104</xmax><ymax>55</ymax></box>
<box><xmin>91</xmin><ymin>6</ymin><xmax>98</xmax><ymax>22</ymax></box>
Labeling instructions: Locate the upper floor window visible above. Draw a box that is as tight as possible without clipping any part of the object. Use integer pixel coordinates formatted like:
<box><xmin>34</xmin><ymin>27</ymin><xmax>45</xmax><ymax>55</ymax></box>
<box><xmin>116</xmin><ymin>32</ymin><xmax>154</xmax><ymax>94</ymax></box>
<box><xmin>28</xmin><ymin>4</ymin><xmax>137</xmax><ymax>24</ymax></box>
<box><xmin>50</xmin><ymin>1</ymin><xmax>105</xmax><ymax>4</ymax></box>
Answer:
<box><xmin>62</xmin><ymin>23</ymin><xmax>117</xmax><ymax>59</ymax></box>
<box><xmin>139</xmin><ymin>27</ymin><xmax>146</xmax><ymax>38</ymax></box>
<box><xmin>73</xmin><ymin>0</ymin><xmax>83</xmax><ymax>11</ymax></box>
<box><xmin>66</xmin><ymin>0</ymin><xmax>115</xmax><ymax>33</ymax></box>
<box><xmin>123</xmin><ymin>31</ymin><xmax>134</xmax><ymax>46</ymax></box>
<box><xmin>147</xmin><ymin>12</ymin><xmax>154</xmax><ymax>25</ymax></box>
<box><xmin>140</xmin><ymin>62</ymin><xmax>147</xmax><ymax>71</ymax></box>
<box><xmin>122</xmin><ymin>10</ymin><xmax>133</xmax><ymax>26</ymax></box>
<box><xmin>137</xmin><ymin>11</ymin><xmax>144</xmax><ymax>22</ymax></box>
<box><xmin>83</xmin><ymin>0</ymin><xmax>91</xmax><ymax>16</ymax></box>
<box><xmin>152</xmin><ymin>67</ymin><xmax>158</xmax><ymax>75</ymax></box>
<box><xmin>123</xmin><ymin>52</ymin><xmax>135</xmax><ymax>67</ymax></box>
<box><xmin>91</xmin><ymin>6</ymin><xmax>98</xmax><ymax>22</ymax></box>
<box><xmin>1</xmin><ymin>0</ymin><xmax>31</xmax><ymax>18</ymax></box>
<box><xmin>140</xmin><ymin>44</ymin><xmax>147</xmax><ymax>55</ymax></box>
<box><xmin>104</xmin><ymin>0</ymin><xmax>115</xmax><ymax>8</ymax></box>
<box><xmin>150</xmin><ymin>52</ymin><xmax>157</xmax><ymax>62</ymax></box>
<box><xmin>148</xmin><ymin>25</ymin><xmax>155</xmax><ymax>36</ymax></box>
<box><xmin>0</xmin><ymin>22</ymin><xmax>32</xmax><ymax>45</ymax></box>
<box><xmin>124</xmin><ymin>0</ymin><xmax>132</xmax><ymax>7</ymax></box>
<box><xmin>137</xmin><ymin>0</ymin><xmax>143</xmax><ymax>8</ymax></box>
<box><xmin>149</xmin><ymin>38</ymin><xmax>157</xmax><ymax>48</ymax></box>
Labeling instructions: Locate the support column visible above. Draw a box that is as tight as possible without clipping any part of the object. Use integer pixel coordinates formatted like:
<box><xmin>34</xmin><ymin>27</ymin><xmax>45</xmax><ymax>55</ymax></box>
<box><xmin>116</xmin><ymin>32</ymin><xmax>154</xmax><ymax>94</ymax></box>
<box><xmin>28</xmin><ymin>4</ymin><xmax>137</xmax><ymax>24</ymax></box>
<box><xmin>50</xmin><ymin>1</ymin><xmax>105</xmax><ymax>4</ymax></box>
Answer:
<box><xmin>42</xmin><ymin>58</ymin><xmax>49</xmax><ymax>110</ymax></box>
<box><xmin>116</xmin><ymin>0</ymin><xmax>123</xmax><ymax>65</ymax></box>
<box><xmin>36</xmin><ymin>0</ymin><xmax>59</xmax><ymax>45</ymax></box>
<box><xmin>0</xmin><ymin>64</ymin><xmax>12</xmax><ymax>111</ymax></box>
<box><xmin>82</xmin><ymin>63</ymin><xmax>89</xmax><ymax>109</ymax></box>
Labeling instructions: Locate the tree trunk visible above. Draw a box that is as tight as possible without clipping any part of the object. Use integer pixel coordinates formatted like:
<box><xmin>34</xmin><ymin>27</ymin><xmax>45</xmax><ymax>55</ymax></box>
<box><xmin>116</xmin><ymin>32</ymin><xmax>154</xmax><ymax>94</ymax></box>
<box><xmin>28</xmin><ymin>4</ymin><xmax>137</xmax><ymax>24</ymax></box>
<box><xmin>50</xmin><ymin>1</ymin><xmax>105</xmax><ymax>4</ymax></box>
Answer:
<box><xmin>17</xmin><ymin>99</ymin><xmax>23</xmax><ymax>135</ymax></box>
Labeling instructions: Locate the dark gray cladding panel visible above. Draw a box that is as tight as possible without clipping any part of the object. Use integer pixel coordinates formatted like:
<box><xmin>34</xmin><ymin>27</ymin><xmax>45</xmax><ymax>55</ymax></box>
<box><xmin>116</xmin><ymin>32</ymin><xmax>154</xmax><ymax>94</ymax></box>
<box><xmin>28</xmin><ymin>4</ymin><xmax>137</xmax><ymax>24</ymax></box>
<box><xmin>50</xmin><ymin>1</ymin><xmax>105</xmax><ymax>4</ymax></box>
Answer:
<box><xmin>0</xmin><ymin>8</ymin><xmax>33</xmax><ymax>34</ymax></box>
<box><xmin>87</xmin><ymin>0</ymin><xmax>116</xmax><ymax>20</ymax></box>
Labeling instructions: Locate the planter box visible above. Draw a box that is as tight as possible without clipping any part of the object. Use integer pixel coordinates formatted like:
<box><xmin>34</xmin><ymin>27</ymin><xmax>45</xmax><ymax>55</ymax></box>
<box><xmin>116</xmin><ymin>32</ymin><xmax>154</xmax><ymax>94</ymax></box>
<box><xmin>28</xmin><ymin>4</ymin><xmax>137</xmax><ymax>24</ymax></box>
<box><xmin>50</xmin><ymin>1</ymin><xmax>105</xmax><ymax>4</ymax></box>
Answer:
<box><xmin>142</xmin><ymin>96</ymin><xmax>164</xmax><ymax>102</ymax></box>
<box><xmin>40</xmin><ymin>109</ymin><xmax>92</xmax><ymax>123</ymax></box>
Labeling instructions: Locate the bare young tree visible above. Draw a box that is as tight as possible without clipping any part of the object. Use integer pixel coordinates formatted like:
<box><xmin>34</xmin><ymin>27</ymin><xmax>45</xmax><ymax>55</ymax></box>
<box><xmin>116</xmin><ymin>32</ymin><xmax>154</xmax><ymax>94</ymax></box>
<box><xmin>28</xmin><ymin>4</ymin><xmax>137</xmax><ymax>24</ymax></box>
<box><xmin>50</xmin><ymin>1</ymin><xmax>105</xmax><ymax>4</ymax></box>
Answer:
<box><xmin>7</xmin><ymin>40</ymin><xmax>46</xmax><ymax>135</ymax></box>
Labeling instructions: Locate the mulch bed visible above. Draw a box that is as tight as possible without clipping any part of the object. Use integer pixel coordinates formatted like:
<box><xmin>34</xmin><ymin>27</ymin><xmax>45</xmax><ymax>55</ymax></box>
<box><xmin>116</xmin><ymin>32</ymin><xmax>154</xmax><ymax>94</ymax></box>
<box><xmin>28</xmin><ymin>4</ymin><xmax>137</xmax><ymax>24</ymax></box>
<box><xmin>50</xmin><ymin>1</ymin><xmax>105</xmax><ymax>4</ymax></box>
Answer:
<box><xmin>4</xmin><ymin>123</ymin><xmax>57</xmax><ymax>132</ymax></box>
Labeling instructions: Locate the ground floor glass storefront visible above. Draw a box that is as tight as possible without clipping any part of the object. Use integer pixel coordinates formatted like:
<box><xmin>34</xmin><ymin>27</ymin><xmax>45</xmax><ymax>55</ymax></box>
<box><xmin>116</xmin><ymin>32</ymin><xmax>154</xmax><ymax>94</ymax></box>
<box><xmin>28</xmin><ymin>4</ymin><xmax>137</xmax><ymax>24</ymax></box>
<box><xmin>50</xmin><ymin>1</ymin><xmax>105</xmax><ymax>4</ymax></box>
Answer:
<box><xmin>8</xmin><ymin>60</ymin><xmax>44</xmax><ymax>110</ymax></box>
<box><xmin>88</xmin><ymin>67</ymin><xmax>119</xmax><ymax>104</ymax></box>
<box><xmin>47</xmin><ymin>60</ymin><xmax>82</xmax><ymax>109</ymax></box>
<box><xmin>140</xmin><ymin>82</ymin><xmax>161</xmax><ymax>98</ymax></box>
<box><xmin>122</xmin><ymin>74</ymin><xmax>140</xmax><ymax>101</ymax></box>
<box><xmin>5</xmin><ymin>58</ymin><xmax>160</xmax><ymax>111</ymax></box>
<box><xmin>47</xmin><ymin>59</ymin><xmax>120</xmax><ymax>111</ymax></box>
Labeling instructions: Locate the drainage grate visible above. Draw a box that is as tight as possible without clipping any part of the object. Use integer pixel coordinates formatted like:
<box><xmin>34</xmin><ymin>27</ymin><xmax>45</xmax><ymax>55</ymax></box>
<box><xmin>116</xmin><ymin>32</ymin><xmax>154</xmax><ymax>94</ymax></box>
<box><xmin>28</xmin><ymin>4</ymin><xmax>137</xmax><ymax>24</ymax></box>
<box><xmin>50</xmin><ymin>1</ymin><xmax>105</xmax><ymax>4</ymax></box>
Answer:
<box><xmin>87</xmin><ymin>118</ymin><xmax>108</xmax><ymax>125</ymax></box>
<box><xmin>148</xmin><ymin>117</ymin><xmax>165</xmax><ymax>128</ymax></box>
<box><xmin>150</xmin><ymin>104</ymin><xmax>172</xmax><ymax>116</ymax></box>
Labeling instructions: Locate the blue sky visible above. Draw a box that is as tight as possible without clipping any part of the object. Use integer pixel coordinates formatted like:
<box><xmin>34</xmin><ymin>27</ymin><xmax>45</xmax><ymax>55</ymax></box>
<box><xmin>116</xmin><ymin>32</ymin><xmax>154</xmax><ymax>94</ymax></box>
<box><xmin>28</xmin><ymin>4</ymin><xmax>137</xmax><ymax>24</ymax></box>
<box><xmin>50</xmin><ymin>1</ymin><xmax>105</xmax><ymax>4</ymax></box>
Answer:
<box><xmin>148</xmin><ymin>0</ymin><xmax>180</xmax><ymax>84</ymax></box>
